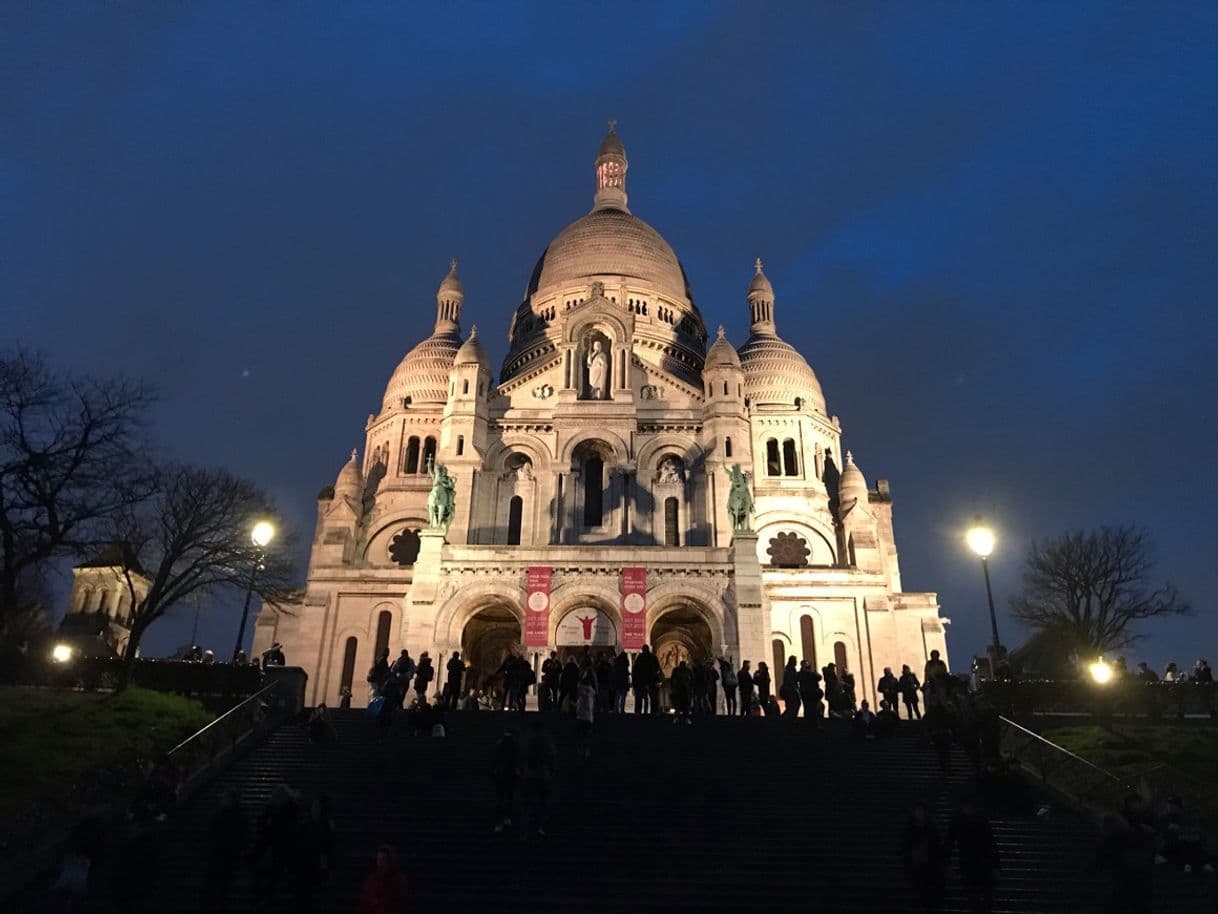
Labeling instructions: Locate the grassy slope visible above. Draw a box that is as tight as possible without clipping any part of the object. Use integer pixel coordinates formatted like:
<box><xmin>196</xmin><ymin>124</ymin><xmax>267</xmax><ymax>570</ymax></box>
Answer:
<box><xmin>0</xmin><ymin>686</ymin><xmax>214</xmax><ymax>817</ymax></box>
<box><xmin>1038</xmin><ymin>724</ymin><xmax>1218</xmax><ymax>784</ymax></box>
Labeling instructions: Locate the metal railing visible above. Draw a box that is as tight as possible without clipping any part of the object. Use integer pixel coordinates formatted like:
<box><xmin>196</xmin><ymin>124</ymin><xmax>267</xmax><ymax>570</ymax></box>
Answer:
<box><xmin>166</xmin><ymin>676</ymin><xmax>295</xmax><ymax>801</ymax></box>
<box><xmin>998</xmin><ymin>715</ymin><xmax>1131</xmax><ymax>811</ymax></box>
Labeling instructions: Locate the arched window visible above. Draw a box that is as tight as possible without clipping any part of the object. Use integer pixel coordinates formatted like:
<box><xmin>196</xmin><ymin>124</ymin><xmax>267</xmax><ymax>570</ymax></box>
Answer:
<box><xmin>462</xmin><ymin>379</ymin><xmax>469</xmax><ymax>395</ymax></box>
<box><xmin>800</xmin><ymin>616</ymin><xmax>817</xmax><ymax>669</ymax></box>
<box><xmin>722</xmin><ymin>380</ymin><xmax>728</xmax><ymax>396</ymax></box>
<box><xmin>834</xmin><ymin>640</ymin><xmax>849</xmax><ymax>673</ymax></box>
<box><xmin>583</xmin><ymin>455</ymin><xmax>604</xmax><ymax>526</ymax></box>
<box><xmin>339</xmin><ymin>637</ymin><xmax>358</xmax><ymax>696</ymax></box>
<box><xmin>724</xmin><ymin>436</ymin><xmax>733</xmax><ymax>458</ymax></box>
<box><xmin>374</xmin><ymin>610</ymin><xmax>392</xmax><ymax>661</ymax></box>
<box><xmin>848</xmin><ymin>535</ymin><xmax>857</xmax><ymax>566</ymax></box>
<box><xmin>96</xmin><ymin>590</ymin><xmax>108</xmax><ymax>615</ymax></box>
<box><xmin>456</xmin><ymin>435</ymin><xmax>465</xmax><ymax>457</ymax></box>
<box><xmin>507</xmin><ymin>495</ymin><xmax>523</xmax><ymax>545</ymax></box>
<box><xmin>783</xmin><ymin>439</ymin><xmax>799</xmax><ymax>476</ymax></box>
<box><xmin>422</xmin><ymin>437</ymin><xmax>437</xmax><ymax>472</ymax></box>
<box><xmin>772</xmin><ymin>639</ymin><xmax>786</xmax><ymax>693</ymax></box>
<box><xmin>766</xmin><ymin>439</ymin><xmax>781</xmax><ymax>476</ymax></box>
<box><xmin>403</xmin><ymin>437</ymin><xmax>420</xmax><ymax>475</ymax></box>
<box><xmin>664</xmin><ymin>496</ymin><xmax>679</xmax><ymax>546</ymax></box>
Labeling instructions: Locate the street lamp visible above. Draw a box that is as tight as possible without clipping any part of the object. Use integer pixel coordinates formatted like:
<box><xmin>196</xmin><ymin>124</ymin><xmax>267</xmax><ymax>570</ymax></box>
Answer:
<box><xmin>966</xmin><ymin>516</ymin><xmax>1004</xmax><ymax>659</ymax></box>
<box><xmin>1089</xmin><ymin>657</ymin><xmax>1113</xmax><ymax>685</ymax></box>
<box><xmin>51</xmin><ymin>643</ymin><xmax>74</xmax><ymax>663</ymax></box>
<box><xmin>232</xmin><ymin>520</ymin><xmax>275</xmax><ymax>662</ymax></box>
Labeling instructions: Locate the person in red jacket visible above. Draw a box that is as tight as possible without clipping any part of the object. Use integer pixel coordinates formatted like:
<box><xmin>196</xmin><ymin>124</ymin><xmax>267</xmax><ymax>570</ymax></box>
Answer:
<box><xmin>358</xmin><ymin>844</ymin><xmax>408</xmax><ymax>914</ymax></box>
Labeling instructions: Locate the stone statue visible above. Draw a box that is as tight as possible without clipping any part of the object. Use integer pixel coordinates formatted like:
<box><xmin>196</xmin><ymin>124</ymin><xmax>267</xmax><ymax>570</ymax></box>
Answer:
<box><xmin>426</xmin><ymin>458</ymin><xmax>457</xmax><ymax>530</ymax></box>
<box><xmin>726</xmin><ymin>463</ymin><xmax>754</xmax><ymax>533</ymax></box>
<box><xmin>585</xmin><ymin>339</ymin><xmax>609</xmax><ymax>399</ymax></box>
<box><xmin>657</xmin><ymin>457</ymin><xmax>683</xmax><ymax>484</ymax></box>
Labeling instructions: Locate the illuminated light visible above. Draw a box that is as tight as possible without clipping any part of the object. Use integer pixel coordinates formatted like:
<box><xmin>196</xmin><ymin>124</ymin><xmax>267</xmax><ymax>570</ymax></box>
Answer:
<box><xmin>1089</xmin><ymin>658</ymin><xmax>1113</xmax><ymax>685</ymax></box>
<box><xmin>251</xmin><ymin>521</ymin><xmax>275</xmax><ymax>548</ymax></box>
<box><xmin>51</xmin><ymin>643</ymin><xmax>73</xmax><ymax>663</ymax></box>
<box><xmin>966</xmin><ymin>524</ymin><xmax>995</xmax><ymax>558</ymax></box>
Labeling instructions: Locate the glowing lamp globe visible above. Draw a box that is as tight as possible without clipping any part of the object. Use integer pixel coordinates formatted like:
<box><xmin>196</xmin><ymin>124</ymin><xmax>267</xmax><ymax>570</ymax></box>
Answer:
<box><xmin>1089</xmin><ymin>659</ymin><xmax>1113</xmax><ymax>685</ymax></box>
<box><xmin>966</xmin><ymin>525</ymin><xmax>995</xmax><ymax>558</ymax></box>
<box><xmin>51</xmin><ymin>643</ymin><xmax>73</xmax><ymax>663</ymax></box>
<box><xmin>251</xmin><ymin>521</ymin><xmax>276</xmax><ymax>548</ymax></box>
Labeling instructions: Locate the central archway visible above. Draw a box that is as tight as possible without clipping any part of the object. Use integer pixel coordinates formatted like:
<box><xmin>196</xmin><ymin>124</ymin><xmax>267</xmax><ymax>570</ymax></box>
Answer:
<box><xmin>461</xmin><ymin>605</ymin><xmax>522</xmax><ymax>695</ymax></box>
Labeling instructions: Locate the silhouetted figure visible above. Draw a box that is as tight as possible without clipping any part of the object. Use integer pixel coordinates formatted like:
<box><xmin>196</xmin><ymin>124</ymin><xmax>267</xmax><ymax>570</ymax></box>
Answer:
<box><xmin>852</xmin><ymin>699</ymin><xmax>877</xmax><ymax>740</ymax></box>
<box><xmin>632</xmin><ymin>645</ymin><xmax>661</xmax><ymax>714</ymax></box>
<box><xmin>738</xmin><ymin>660</ymin><xmax>754</xmax><ymax>716</ymax></box>
<box><xmin>491</xmin><ymin>728</ymin><xmax>519</xmax><ymax>832</ymax></box>
<box><xmin>444</xmin><ymin>652</ymin><xmax>465</xmax><ymax>710</ymax></box>
<box><xmin>413</xmin><ymin>653</ymin><xmax>434</xmax><ymax>702</ymax></box>
<box><xmin>367</xmin><ymin>649</ymin><xmax>391</xmax><ymax>696</ymax></box>
<box><xmin>755</xmin><ymin>661</ymin><xmax>772</xmax><ymax>710</ymax></box>
<box><xmin>308</xmin><ymin>703</ymin><xmax>337</xmax><ymax>744</ymax></box>
<box><xmin>878</xmin><ymin>666</ymin><xmax>900</xmax><ymax>714</ymax></box>
<box><xmin>541</xmin><ymin>651</ymin><xmax>562</xmax><ymax>710</ymax></box>
<box><xmin>797</xmin><ymin>662</ymin><xmax>823</xmax><ymax>724</ymax></box>
<box><xmin>262</xmin><ymin>642</ymin><xmax>286</xmax><ymax>667</ymax></box>
<box><xmin>594</xmin><ymin>653</ymin><xmax>614</xmax><ymax>712</ymax></box>
<box><xmin>576</xmin><ymin>666</ymin><xmax>597</xmax><ymax>756</ymax></box>
<box><xmin>703</xmin><ymin>658</ymin><xmax>719</xmax><ymax>715</ymax></box>
<box><xmin>560</xmin><ymin>657</ymin><xmax>580</xmax><ymax>711</ymax></box>
<box><xmin>690</xmin><ymin>660</ymin><xmax>708</xmax><ymax>715</ymax></box>
<box><xmin>390</xmin><ymin>650</ymin><xmax>415</xmax><ymax>707</ymax></box>
<box><xmin>781</xmin><ymin>656</ymin><xmax>800</xmax><ymax>718</ymax></box>
<box><xmin>899</xmin><ymin>665</ymin><xmax>922</xmax><ymax>720</ymax></box>
<box><xmin>720</xmin><ymin>657</ymin><xmax>738</xmax><ymax>716</ymax></box>
<box><xmin>923</xmin><ymin>650</ymin><xmax>948</xmax><ymax>695</ymax></box>
<box><xmin>876</xmin><ymin>700</ymin><xmax>900</xmax><ymax>738</ymax></box>
<box><xmin>358</xmin><ymin>844</ymin><xmax>408</xmax><ymax>914</ymax></box>
<box><xmin>925</xmin><ymin>701</ymin><xmax>953</xmax><ymax>775</ymax></box>
<box><xmin>612</xmin><ymin>651</ymin><xmax>631</xmax><ymax>713</ymax></box>
<box><xmin>902</xmin><ymin>804</ymin><xmax>946</xmax><ymax>913</ymax></box>
<box><xmin>948</xmin><ymin>800</ymin><xmax>1000</xmax><ymax>913</ymax></box>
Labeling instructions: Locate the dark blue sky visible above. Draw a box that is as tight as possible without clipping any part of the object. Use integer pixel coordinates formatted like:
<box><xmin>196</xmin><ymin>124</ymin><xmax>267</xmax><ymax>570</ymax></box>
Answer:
<box><xmin>5</xmin><ymin>2</ymin><xmax>1215</xmax><ymax>668</ymax></box>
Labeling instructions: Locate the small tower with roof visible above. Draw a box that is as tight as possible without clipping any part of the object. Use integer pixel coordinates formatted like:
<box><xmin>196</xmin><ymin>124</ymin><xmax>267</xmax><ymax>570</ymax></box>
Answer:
<box><xmin>593</xmin><ymin>119</ymin><xmax>629</xmax><ymax>212</ymax></box>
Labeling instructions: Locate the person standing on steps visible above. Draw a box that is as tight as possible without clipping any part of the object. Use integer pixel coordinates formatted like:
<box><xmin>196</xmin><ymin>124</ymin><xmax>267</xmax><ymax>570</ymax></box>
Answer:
<box><xmin>541</xmin><ymin>651</ymin><xmax>562</xmax><ymax>711</ymax></box>
<box><xmin>413</xmin><ymin>652</ymin><xmax>434</xmax><ymax>705</ymax></box>
<box><xmin>560</xmin><ymin>655</ymin><xmax>580</xmax><ymax>711</ymax></box>
<box><xmin>367</xmin><ymin>649</ymin><xmax>391</xmax><ymax>698</ymax></box>
<box><xmin>781</xmin><ymin>656</ymin><xmax>801</xmax><ymax>719</ymax></box>
<box><xmin>444</xmin><ymin>651</ymin><xmax>465</xmax><ymax>710</ymax></box>
<box><xmin>389</xmin><ymin>650</ymin><xmax>415</xmax><ymax>708</ymax></box>
<box><xmin>670</xmin><ymin>660</ymin><xmax>693</xmax><ymax>723</ymax></box>
<box><xmin>754</xmin><ymin>661</ymin><xmax>772</xmax><ymax>713</ymax></box>
<box><xmin>595</xmin><ymin>652</ymin><xmax>614</xmax><ymax>713</ymax></box>
<box><xmin>576</xmin><ymin>665</ymin><xmax>597</xmax><ymax>757</ymax></box>
<box><xmin>632</xmin><ymin>645</ymin><xmax>660</xmax><ymax>714</ymax></box>
<box><xmin>491</xmin><ymin>728</ymin><xmax>519</xmax><ymax>833</ymax></box>
<box><xmin>357</xmin><ymin>844</ymin><xmax>408</xmax><ymax>914</ymax></box>
<box><xmin>612</xmin><ymin>650</ymin><xmax>630</xmax><ymax>714</ymax></box>
<box><xmin>719</xmin><ymin>656</ymin><xmax>738</xmax><ymax>716</ymax></box>
<box><xmin>899</xmin><ymin>665</ymin><xmax>922</xmax><ymax>720</ymax></box>
<box><xmin>704</xmin><ymin>658</ymin><xmax>720</xmax><ymax>715</ymax></box>
<box><xmin>878</xmin><ymin>667</ymin><xmax>900</xmax><ymax>716</ymax></box>
<box><xmin>797</xmin><ymin>661</ymin><xmax>821</xmax><ymax>724</ymax></box>
<box><xmin>738</xmin><ymin>660</ymin><xmax>754</xmax><ymax>717</ymax></box>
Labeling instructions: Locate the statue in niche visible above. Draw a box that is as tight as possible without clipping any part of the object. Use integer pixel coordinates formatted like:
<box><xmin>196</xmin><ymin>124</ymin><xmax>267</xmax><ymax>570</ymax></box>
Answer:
<box><xmin>507</xmin><ymin>460</ymin><xmax>533</xmax><ymax>482</ymax></box>
<box><xmin>656</xmin><ymin>457</ymin><xmax>683</xmax><ymax>485</ymax></box>
<box><xmin>584</xmin><ymin>337</ymin><xmax>610</xmax><ymax>400</ymax></box>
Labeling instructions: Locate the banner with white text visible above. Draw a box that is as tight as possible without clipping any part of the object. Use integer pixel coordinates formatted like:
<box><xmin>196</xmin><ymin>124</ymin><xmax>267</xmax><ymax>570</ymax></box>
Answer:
<box><xmin>524</xmin><ymin>566</ymin><xmax>552</xmax><ymax>647</ymax></box>
<box><xmin>620</xmin><ymin>567</ymin><xmax>647</xmax><ymax>649</ymax></box>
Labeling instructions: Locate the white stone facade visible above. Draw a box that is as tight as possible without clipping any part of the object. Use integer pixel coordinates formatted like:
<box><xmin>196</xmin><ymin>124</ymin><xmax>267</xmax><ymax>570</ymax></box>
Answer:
<box><xmin>253</xmin><ymin>128</ymin><xmax>948</xmax><ymax>707</ymax></box>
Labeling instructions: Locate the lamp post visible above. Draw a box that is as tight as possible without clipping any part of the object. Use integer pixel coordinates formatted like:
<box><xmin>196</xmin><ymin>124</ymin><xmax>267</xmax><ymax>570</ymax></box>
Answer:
<box><xmin>232</xmin><ymin>520</ymin><xmax>275</xmax><ymax>662</ymax></box>
<box><xmin>966</xmin><ymin>517</ymin><xmax>1004</xmax><ymax>661</ymax></box>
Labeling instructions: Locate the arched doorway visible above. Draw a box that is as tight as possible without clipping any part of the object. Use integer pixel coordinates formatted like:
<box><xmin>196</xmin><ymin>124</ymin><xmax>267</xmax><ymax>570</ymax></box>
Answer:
<box><xmin>461</xmin><ymin>605</ymin><xmax>522</xmax><ymax>697</ymax></box>
<box><xmin>650</xmin><ymin>605</ymin><xmax>714</xmax><ymax>709</ymax></box>
<box><xmin>554</xmin><ymin>606</ymin><xmax>618</xmax><ymax>665</ymax></box>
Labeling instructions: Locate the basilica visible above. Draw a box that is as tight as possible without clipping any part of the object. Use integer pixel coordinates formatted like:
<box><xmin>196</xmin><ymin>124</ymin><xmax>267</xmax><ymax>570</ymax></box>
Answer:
<box><xmin>252</xmin><ymin>127</ymin><xmax>948</xmax><ymax>708</ymax></box>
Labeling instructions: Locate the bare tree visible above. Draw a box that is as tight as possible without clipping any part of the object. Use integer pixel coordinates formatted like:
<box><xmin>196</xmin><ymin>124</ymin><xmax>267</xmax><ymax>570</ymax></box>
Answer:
<box><xmin>0</xmin><ymin>350</ymin><xmax>154</xmax><ymax>638</ymax></box>
<box><xmin>1010</xmin><ymin>526</ymin><xmax>1189</xmax><ymax>652</ymax></box>
<box><xmin>106</xmin><ymin>463</ymin><xmax>296</xmax><ymax>687</ymax></box>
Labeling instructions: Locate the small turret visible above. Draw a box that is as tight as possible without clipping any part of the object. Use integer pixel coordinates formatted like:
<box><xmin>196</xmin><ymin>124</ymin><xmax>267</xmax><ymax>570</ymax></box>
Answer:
<box><xmin>593</xmin><ymin>119</ymin><xmax>629</xmax><ymax>212</ymax></box>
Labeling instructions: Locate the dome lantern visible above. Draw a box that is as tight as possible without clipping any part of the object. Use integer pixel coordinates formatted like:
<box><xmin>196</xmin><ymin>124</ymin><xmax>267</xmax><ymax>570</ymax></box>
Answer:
<box><xmin>748</xmin><ymin>257</ymin><xmax>776</xmax><ymax>334</ymax></box>
<box><xmin>434</xmin><ymin>258</ymin><xmax>463</xmax><ymax>331</ymax></box>
<box><xmin>593</xmin><ymin>119</ymin><xmax>629</xmax><ymax>212</ymax></box>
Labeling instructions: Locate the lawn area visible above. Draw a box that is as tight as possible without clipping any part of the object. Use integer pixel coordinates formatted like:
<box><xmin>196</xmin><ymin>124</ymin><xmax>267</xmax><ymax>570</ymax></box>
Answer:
<box><xmin>1039</xmin><ymin>724</ymin><xmax>1218</xmax><ymax>785</ymax></box>
<box><xmin>0</xmin><ymin>686</ymin><xmax>214</xmax><ymax>818</ymax></box>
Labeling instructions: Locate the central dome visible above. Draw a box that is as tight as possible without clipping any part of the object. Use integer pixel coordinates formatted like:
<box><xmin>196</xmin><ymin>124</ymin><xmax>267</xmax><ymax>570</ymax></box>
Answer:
<box><xmin>525</xmin><ymin>208</ymin><xmax>692</xmax><ymax>303</ymax></box>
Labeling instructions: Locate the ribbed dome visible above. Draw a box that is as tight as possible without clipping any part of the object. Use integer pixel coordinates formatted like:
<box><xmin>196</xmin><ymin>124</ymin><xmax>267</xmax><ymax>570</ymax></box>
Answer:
<box><xmin>382</xmin><ymin>328</ymin><xmax>462</xmax><ymax>409</ymax></box>
<box><xmin>454</xmin><ymin>325</ymin><xmax>490</xmax><ymax>369</ymax></box>
<box><xmin>738</xmin><ymin>331</ymin><xmax>826</xmax><ymax>411</ymax></box>
<box><xmin>838</xmin><ymin>451</ymin><xmax>869</xmax><ymax>517</ymax></box>
<box><xmin>526</xmin><ymin>208</ymin><xmax>693</xmax><ymax>304</ymax></box>
<box><xmin>598</xmin><ymin>130</ymin><xmax>625</xmax><ymax>158</ymax></box>
<box><xmin>705</xmin><ymin>326</ymin><xmax>741</xmax><ymax>370</ymax></box>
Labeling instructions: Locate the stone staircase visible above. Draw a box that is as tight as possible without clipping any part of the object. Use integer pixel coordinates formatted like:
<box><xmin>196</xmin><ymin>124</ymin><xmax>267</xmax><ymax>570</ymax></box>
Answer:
<box><xmin>148</xmin><ymin>710</ymin><xmax>1214</xmax><ymax>913</ymax></box>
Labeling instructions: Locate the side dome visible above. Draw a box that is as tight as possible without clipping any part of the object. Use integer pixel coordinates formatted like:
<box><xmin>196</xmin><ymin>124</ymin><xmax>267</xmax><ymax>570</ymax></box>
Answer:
<box><xmin>705</xmin><ymin>326</ymin><xmax>741</xmax><ymax>370</ymax></box>
<box><xmin>526</xmin><ymin>208</ymin><xmax>693</xmax><ymax>304</ymax></box>
<box><xmin>738</xmin><ymin>332</ymin><xmax>825</xmax><ymax>411</ymax></box>
<box><xmin>454</xmin><ymin>325</ymin><xmax>490</xmax><ymax>369</ymax></box>
<box><xmin>382</xmin><ymin>330</ymin><xmax>462</xmax><ymax>409</ymax></box>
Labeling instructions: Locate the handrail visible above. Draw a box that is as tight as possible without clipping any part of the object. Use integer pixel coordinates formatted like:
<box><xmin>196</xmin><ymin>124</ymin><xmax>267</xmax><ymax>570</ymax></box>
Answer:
<box><xmin>998</xmin><ymin>715</ymin><xmax>1125</xmax><ymax>783</ymax></box>
<box><xmin>167</xmin><ymin>679</ymin><xmax>280</xmax><ymax>756</ymax></box>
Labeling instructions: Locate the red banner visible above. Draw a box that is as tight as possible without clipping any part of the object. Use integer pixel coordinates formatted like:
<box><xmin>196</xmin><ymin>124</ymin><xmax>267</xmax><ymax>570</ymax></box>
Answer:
<box><xmin>620</xmin><ymin>567</ymin><xmax>647</xmax><ymax>649</ymax></box>
<box><xmin>524</xmin><ymin>566</ymin><xmax>552</xmax><ymax>647</ymax></box>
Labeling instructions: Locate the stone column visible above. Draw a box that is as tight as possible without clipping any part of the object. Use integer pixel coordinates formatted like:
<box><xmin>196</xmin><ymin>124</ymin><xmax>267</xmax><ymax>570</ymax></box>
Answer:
<box><xmin>730</xmin><ymin>531</ymin><xmax>768</xmax><ymax>670</ymax></box>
